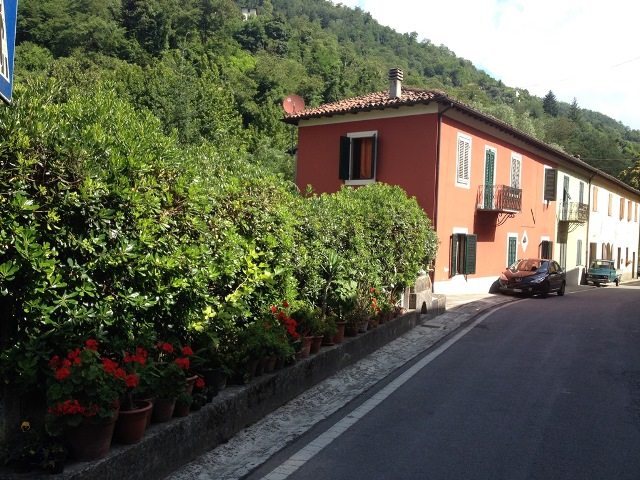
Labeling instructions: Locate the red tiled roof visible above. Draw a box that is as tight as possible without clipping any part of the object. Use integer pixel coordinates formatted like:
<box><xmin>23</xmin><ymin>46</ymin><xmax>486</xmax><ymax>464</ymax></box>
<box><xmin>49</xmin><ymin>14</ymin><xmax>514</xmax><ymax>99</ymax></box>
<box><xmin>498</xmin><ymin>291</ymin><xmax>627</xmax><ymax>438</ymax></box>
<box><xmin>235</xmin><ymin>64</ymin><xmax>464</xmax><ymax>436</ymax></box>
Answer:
<box><xmin>282</xmin><ymin>85</ymin><xmax>640</xmax><ymax>196</ymax></box>
<box><xmin>283</xmin><ymin>87</ymin><xmax>447</xmax><ymax>123</ymax></box>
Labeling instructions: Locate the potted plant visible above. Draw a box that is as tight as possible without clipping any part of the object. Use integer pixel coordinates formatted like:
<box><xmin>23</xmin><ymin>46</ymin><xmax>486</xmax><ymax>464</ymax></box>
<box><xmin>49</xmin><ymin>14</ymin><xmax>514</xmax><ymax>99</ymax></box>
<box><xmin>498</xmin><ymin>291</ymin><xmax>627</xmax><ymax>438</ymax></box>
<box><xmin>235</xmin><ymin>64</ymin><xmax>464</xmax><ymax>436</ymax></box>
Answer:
<box><xmin>45</xmin><ymin>339</ymin><xmax>127</xmax><ymax>460</ymax></box>
<box><xmin>149</xmin><ymin>342</ymin><xmax>192</xmax><ymax>423</ymax></box>
<box><xmin>291</xmin><ymin>304</ymin><xmax>325</xmax><ymax>354</ymax></box>
<box><xmin>113</xmin><ymin>346</ymin><xmax>153</xmax><ymax>444</ymax></box>
<box><xmin>173</xmin><ymin>392</ymin><xmax>192</xmax><ymax>417</ymax></box>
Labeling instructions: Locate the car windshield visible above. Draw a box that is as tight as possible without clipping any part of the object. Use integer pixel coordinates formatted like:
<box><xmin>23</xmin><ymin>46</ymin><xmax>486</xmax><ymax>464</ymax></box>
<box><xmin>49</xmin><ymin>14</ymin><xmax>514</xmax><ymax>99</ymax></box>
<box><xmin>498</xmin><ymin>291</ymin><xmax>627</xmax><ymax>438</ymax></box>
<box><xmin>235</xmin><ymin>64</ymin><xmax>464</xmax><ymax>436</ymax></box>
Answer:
<box><xmin>511</xmin><ymin>259</ymin><xmax>547</xmax><ymax>272</ymax></box>
<box><xmin>590</xmin><ymin>260</ymin><xmax>612</xmax><ymax>269</ymax></box>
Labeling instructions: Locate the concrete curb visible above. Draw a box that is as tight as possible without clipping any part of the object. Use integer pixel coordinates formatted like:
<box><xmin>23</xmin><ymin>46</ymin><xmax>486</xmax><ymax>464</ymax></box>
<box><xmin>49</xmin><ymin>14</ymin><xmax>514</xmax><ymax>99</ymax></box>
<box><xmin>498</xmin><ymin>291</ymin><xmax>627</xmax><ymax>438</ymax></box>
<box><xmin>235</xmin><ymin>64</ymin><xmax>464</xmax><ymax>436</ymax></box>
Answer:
<box><xmin>1</xmin><ymin>300</ymin><xmax>449</xmax><ymax>480</ymax></box>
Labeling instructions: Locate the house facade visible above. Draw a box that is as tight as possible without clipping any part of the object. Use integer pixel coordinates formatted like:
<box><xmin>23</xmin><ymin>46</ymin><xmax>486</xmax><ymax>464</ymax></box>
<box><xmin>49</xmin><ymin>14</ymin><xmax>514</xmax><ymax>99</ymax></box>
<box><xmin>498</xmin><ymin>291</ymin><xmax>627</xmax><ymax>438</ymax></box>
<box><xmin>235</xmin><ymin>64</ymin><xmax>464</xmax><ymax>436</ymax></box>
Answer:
<box><xmin>285</xmin><ymin>68</ymin><xmax>640</xmax><ymax>294</ymax></box>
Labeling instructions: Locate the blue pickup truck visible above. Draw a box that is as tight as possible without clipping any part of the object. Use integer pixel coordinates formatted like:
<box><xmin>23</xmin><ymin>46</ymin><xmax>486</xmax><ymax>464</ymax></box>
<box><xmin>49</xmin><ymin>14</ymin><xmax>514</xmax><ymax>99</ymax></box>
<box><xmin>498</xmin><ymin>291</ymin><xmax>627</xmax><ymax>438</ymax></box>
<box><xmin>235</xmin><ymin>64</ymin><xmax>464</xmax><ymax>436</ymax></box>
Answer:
<box><xmin>586</xmin><ymin>259</ymin><xmax>621</xmax><ymax>286</ymax></box>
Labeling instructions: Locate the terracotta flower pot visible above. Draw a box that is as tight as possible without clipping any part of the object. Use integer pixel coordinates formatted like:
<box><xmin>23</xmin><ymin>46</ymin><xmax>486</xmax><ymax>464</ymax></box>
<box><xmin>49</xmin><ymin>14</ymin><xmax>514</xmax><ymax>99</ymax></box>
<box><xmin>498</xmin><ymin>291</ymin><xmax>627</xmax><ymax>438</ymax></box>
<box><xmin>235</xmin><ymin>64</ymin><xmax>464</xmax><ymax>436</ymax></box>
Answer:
<box><xmin>151</xmin><ymin>397</ymin><xmax>176</xmax><ymax>423</ymax></box>
<box><xmin>332</xmin><ymin>321</ymin><xmax>347</xmax><ymax>344</ymax></box>
<box><xmin>65</xmin><ymin>410</ymin><xmax>118</xmax><ymax>461</ymax></box>
<box><xmin>310</xmin><ymin>335</ymin><xmax>323</xmax><ymax>354</ymax></box>
<box><xmin>299</xmin><ymin>336</ymin><xmax>313</xmax><ymax>358</ymax></box>
<box><xmin>185</xmin><ymin>375</ymin><xmax>198</xmax><ymax>395</ymax></box>
<box><xmin>173</xmin><ymin>401</ymin><xmax>190</xmax><ymax>418</ymax></box>
<box><xmin>114</xmin><ymin>400</ymin><xmax>153</xmax><ymax>444</ymax></box>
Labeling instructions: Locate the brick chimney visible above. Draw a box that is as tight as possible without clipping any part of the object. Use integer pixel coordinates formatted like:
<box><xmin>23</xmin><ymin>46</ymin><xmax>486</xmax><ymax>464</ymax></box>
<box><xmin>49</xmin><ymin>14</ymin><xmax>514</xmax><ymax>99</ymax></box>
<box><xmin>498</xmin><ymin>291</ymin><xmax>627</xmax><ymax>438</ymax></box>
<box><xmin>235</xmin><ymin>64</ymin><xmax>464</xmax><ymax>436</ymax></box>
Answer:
<box><xmin>388</xmin><ymin>68</ymin><xmax>403</xmax><ymax>99</ymax></box>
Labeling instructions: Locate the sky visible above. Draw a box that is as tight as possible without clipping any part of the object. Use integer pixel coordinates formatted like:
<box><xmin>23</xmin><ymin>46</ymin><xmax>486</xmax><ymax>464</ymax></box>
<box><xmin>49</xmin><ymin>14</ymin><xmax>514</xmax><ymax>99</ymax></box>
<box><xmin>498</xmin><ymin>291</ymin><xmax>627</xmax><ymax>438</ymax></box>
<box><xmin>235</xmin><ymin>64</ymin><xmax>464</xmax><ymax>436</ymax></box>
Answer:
<box><xmin>334</xmin><ymin>0</ymin><xmax>640</xmax><ymax>130</ymax></box>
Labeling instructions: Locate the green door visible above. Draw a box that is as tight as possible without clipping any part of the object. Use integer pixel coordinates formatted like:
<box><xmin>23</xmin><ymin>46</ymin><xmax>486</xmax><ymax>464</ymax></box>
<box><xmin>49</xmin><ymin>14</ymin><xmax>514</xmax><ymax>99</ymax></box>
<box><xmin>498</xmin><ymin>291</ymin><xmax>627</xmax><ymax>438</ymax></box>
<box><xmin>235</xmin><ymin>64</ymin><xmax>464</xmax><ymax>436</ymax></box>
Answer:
<box><xmin>484</xmin><ymin>150</ymin><xmax>495</xmax><ymax>208</ymax></box>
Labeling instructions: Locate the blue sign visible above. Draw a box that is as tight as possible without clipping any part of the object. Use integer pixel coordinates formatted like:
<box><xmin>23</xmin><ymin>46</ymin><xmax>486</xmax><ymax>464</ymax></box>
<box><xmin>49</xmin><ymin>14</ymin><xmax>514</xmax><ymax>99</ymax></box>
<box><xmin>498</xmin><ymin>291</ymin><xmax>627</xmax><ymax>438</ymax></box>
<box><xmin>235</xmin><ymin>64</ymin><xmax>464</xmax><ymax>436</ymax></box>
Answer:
<box><xmin>0</xmin><ymin>0</ymin><xmax>18</xmax><ymax>104</ymax></box>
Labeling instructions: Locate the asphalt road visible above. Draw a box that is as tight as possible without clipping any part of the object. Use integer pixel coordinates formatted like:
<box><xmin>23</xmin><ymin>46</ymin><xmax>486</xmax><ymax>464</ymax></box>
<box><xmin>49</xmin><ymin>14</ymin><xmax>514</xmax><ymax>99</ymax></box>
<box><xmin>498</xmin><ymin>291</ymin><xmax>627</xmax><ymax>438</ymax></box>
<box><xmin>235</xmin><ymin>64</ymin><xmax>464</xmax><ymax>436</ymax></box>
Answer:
<box><xmin>252</xmin><ymin>286</ymin><xmax>640</xmax><ymax>480</ymax></box>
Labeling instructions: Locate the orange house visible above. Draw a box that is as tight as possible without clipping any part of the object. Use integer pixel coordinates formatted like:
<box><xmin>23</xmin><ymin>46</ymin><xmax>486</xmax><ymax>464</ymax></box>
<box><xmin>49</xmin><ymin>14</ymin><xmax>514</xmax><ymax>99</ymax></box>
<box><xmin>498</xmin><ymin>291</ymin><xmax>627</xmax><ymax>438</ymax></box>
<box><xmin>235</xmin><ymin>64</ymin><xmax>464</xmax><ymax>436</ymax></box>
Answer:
<box><xmin>285</xmin><ymin>68</ymin><xmax>563</xmax><ymax>294</ymax></box>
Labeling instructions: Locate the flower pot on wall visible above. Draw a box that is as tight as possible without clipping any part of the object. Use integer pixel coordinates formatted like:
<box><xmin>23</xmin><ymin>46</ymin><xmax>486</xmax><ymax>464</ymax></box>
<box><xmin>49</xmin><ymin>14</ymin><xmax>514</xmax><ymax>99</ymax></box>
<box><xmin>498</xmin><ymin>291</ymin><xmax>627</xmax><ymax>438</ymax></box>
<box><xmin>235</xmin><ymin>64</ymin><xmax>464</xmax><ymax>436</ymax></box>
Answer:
<box><xmin>299</xmin><ymin>336</ymin><xmax>313</xmax><ymax>358</ymax></box>
<box><xmin>332</xmin><ymin>321</ymin><xmax>347</xmax><ymax>344</ymax></box>
<box><xmin>185</xmin><ymin>375</ymin><xmax>198</xmax><ymax>395</ymax></box>
<box><xmin>151</xmin><ymin>397</ymin><xmax>176</xmax><ymax>423</ymax></box>
<box><xmin>114</xmin><ymin>400</ymin><xmax>153</xmax><ymax>444</ymax></box>
<box><xmin>310</xmin><ymin>335</ymin><xmax>323</xmax><ymax>354</ymax></box>
<box><xmin>173</xmin><ymin>401</ymin><xmax>190</xmax><ymax>418</ymax></box>
<box><xmin>65</xmin><ymin>411</ymin><xmax>118</xmax><ymax>461</ymax></box>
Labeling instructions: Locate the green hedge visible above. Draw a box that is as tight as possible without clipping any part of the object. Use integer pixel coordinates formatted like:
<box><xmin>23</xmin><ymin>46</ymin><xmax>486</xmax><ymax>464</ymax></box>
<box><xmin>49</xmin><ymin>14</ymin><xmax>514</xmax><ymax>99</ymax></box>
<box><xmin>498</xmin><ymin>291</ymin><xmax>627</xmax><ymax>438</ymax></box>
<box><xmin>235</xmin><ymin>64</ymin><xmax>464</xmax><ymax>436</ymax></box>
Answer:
<box><xmin>0</xmin><ymin>80</ymin><xmax>437</xmax><ymax>393</ymax></box>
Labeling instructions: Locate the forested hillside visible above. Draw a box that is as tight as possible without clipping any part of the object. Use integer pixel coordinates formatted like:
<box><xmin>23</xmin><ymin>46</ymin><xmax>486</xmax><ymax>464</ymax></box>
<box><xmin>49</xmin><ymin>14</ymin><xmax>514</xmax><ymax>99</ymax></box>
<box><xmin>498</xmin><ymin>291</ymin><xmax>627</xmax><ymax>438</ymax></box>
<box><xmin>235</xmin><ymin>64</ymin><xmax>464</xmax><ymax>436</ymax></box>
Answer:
<box><xmin>14</xmin><ymin>0</ymin><xmax>640</xmax><ymax>186</ymax></box>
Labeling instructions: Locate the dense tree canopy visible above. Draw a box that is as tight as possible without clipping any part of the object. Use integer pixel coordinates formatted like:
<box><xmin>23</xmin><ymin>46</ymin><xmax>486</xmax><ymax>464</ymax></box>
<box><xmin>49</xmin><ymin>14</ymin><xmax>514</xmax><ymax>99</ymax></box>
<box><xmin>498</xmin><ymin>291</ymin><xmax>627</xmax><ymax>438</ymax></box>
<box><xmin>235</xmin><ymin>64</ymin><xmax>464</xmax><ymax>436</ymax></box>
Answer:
<box><xmin>13</xmin><ymin>0</ymin><xmax>640</xmax><ymax>183</ymax></box>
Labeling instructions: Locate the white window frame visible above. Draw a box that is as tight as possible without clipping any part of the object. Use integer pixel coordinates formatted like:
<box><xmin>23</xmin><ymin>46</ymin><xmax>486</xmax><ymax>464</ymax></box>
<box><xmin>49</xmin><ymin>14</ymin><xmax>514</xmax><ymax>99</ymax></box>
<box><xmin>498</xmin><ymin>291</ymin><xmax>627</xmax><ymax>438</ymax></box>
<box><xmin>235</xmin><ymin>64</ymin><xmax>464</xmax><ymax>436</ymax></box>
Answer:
<box><xmin>510</xmin><ymin>153</ymin><xmax>522</xmax><ymax>189</ymax></box>
<box><xmin>455</xmin><ymin>133</ymin><xmax>472</xmax><ymax>188</ymax></box>
<box><xmin>344</xmin><ymin>130</ymin><xmax>378</xmax><ymax>186</ymax></box>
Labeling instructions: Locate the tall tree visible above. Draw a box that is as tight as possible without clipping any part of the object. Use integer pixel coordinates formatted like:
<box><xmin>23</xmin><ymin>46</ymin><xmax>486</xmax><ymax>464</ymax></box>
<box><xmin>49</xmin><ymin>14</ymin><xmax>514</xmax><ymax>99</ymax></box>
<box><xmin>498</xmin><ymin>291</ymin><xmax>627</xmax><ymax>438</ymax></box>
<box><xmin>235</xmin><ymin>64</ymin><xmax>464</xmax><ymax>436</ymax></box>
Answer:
<box><xmin>543</xmin><ymin>90</ymin><xmax>559</xmax><ymax>117</ymax></box>
<box><xmin>568</xmin><ymin>97</ymin><xmax>580</xmax><ymax>122</ymax></box>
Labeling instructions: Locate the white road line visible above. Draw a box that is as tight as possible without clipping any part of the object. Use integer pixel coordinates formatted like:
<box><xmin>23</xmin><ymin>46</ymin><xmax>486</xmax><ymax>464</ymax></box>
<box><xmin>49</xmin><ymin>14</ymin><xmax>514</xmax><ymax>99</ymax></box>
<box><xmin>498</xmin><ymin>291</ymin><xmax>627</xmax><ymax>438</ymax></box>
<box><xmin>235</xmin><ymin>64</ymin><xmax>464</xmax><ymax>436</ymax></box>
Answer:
<box><xmin>259</xmin><ymin>302</ymin><xmax>514</xmax><ymax>480</ymax></box>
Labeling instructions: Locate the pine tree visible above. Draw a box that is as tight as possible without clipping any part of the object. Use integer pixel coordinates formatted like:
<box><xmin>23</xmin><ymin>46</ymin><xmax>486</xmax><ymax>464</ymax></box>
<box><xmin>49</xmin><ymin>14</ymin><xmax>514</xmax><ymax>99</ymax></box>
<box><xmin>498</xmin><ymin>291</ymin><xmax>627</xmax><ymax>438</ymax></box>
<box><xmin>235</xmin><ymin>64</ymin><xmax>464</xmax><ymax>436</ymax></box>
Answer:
<box><xmin>543</xmin><ymin>90</ymin><xmax>559</xmax><ymax>117</ymax></box>
<box><xmin>568</xmin><ymin>97</ymin><xmax>580</xmax><ymax>122</ymax></box>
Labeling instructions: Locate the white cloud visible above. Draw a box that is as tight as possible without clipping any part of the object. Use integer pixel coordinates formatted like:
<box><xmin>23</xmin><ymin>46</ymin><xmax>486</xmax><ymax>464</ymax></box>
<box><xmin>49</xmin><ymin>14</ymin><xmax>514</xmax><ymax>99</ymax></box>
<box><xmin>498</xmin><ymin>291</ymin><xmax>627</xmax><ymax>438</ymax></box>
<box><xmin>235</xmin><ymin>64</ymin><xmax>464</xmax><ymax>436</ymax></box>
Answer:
<box><xmin>334</xmin><ymin>0</ymin><xmax>640</xmax><ymax>129</ymax></box>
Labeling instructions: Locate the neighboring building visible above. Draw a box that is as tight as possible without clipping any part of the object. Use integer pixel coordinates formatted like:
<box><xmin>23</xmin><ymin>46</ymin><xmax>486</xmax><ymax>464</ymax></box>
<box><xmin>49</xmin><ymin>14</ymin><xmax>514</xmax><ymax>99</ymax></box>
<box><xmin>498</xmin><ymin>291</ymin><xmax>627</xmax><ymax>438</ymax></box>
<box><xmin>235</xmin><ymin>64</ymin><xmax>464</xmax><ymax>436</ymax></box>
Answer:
<box><xmin>284</xmin><ymin>68</ymin><xmax>640</xmax><ymax>294</ymax></box>
<box><xmin>241</xmin><ymin>7</ymin><xmax>257</xmax><ymax>21</ymax></box>
<box><xmin>588</xmin><ymin>179</ymin><xmax>639</xmax><ymax>280</ymax></box>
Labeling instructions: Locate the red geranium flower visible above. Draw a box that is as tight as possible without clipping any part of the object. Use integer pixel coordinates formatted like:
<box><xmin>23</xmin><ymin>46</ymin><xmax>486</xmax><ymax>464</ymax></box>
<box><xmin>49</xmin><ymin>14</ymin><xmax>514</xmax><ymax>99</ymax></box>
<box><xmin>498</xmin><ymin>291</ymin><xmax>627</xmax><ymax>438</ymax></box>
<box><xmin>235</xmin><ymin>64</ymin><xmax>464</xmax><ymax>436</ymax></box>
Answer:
<box><xmin>85</xmin><ymin>339</ymin><xmax>99</xmax><ymax>351</ymax></box>
<box><xmin>174</xmin><ymin>357</ymin><xmax>190</xmax><ymax>370</ymax></box>
<box><xmin>195</xmin><ymin>377</ymin><xmax>205</xmax><ymax>389</ymax></box>
<box><xmin>181</xmin><ymin>346</ymin><xmax>194</xmax><ymax>356</ymax></box>
<box><xmin>102</xmin><ymin>358</ymin><xmax>119</xmax><ymax>374</ymax></box>
<box><xmin>54</xmin><ymin>367</ymin><xmax>71</xmax><ymax>381</ymax></box>
<box><xmin>125</xmin><ymin>373</ymin><xmax>140</xmax><ymax>388</ymax></box>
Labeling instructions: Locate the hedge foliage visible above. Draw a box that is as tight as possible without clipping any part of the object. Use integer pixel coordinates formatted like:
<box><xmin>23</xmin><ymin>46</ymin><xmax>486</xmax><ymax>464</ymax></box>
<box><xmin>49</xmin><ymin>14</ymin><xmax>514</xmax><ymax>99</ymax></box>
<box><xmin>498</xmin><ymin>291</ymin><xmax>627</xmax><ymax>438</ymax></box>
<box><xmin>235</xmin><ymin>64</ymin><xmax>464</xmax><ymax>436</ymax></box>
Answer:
<box><xmin>0</xmin><ymin>80</ymin><xmax>437</xmax><ymax>392</ymax></box>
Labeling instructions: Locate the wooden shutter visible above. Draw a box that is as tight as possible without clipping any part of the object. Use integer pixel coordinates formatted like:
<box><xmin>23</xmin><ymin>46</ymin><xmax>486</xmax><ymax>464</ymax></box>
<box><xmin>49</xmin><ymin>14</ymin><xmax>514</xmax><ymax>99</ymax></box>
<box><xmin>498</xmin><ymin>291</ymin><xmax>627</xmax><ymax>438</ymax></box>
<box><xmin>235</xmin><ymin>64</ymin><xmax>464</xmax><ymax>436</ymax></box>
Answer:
<box><xmin>450</xmin><ymin>234</ymin><xmax>459</xmax><ymax>276</ymax></box>
<box><xmin>543</xmin><ymin>168</ymin><xmax>557</xmax><ymax>201</ymax></box>
<box><xmin>510</xmin><ymin>156</ymin><xmax>521</xmax><ymax>189</ymax></box>
<box><xmin>339</xmin><ymin>136</ymin><xmax>350</xmax><ymax>180</ymax></box>
<box><xmin>456</xmin><ymin>136</ymin><xmax>470</xmax><ymax>184</ymax></box>
<box><xmin>508</xmin><ymin>236</ymin><xmax>517</xmax><ymax>267</ymax></box>
<box><xmin>540</xmin><ymin>240</ymin><xmax>553</xmax><ymax>259</ymax></box>
<box><xmin>464</xmin><ymin>234</ymin><xmax>477</xmax><ymax>275</ymax></box>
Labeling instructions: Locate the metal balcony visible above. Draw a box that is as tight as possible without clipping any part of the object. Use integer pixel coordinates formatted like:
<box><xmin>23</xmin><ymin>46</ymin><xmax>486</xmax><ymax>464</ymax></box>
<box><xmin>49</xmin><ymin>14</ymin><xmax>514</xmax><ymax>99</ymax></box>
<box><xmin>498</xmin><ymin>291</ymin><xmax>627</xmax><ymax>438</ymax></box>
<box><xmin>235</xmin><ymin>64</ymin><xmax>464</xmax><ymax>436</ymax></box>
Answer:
<box><xmin>559</xmin><ymin>201</ymin><xmax>588</xmax><ymax>223</ymax></box>
<box><xmin>476</xmin><ymin>185</ymin><xmax>522</xmax><ymax>213</ymax></box>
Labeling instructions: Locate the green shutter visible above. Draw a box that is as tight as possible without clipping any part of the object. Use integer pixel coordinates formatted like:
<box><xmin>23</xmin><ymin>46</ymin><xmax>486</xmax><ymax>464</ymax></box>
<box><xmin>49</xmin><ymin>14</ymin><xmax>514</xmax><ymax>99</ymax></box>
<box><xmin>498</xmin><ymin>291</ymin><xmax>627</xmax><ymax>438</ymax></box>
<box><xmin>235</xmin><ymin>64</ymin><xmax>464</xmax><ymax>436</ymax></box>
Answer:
<box><xmin>544</xmin><ymin>169</ymin><xmax>557</xmax><ymax>201</ymax></box>
<box><xmin>508</xmin><ymin>236</ymin><xmax>517</xmax><ymax>266</ymax></box>
<box><xmin>464</xmin><ymin>234</ymin><xmax>477</xmax><ymax>275</ymax></box>
<box><xmin>484</xmin><ymin>150</ymin><xmax>495</xmax><ymax>208</ymax></box>
<box><xmin>451</xmin><ymin>234</ymin><xmax>459</xmax><ymax>276</ymax></box>
<box><xmin>339</xmin><ymin>136</ymin><xmax>350</xmax><ymax>180</ymax></box>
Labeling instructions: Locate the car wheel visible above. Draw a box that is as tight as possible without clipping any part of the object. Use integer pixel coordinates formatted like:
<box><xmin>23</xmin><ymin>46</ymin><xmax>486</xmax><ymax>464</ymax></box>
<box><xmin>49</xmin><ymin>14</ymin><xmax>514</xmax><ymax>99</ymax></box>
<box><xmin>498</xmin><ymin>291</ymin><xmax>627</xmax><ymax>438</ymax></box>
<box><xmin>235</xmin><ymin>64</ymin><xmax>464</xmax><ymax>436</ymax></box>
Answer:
<box><xmin>615</xmin><ymin>278</ymin><xmax>619</xmax><ymax>286</ymax></box>
<box><xmin>557</xmin><ymin>281</ymin><xmax>565</xmax><ymax>296</ymax></box>
<box><xmin>540</xmin><ymin>282</ymin><xmax>550</xmax><ymax>298</ymax></box>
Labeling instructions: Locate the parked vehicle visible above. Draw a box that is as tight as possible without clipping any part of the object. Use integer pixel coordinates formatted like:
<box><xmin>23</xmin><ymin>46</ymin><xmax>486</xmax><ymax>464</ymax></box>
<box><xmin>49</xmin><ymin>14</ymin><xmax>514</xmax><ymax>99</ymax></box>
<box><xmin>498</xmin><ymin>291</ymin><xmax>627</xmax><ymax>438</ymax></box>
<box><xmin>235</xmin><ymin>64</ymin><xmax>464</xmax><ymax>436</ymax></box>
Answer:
<box><xmin>586</xmin><ymin>259</ymin><xmax>621</xmax><ymax>286</ymax></box>
<box><xmin>498</xmin><ymin>258</ymin><xmax>566</xmax><ymax>297</ymax></box>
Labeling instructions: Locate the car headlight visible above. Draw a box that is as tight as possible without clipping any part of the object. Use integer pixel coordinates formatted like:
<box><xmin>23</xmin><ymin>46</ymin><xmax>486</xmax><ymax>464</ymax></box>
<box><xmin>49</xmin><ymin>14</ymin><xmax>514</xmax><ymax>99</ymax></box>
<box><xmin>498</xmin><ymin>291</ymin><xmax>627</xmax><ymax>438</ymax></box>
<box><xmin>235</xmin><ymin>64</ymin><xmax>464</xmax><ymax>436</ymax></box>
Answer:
<box><xmin>531</xmin><ymin>276</ymin><xmax>545</xmax><ymax>283</ymax></box>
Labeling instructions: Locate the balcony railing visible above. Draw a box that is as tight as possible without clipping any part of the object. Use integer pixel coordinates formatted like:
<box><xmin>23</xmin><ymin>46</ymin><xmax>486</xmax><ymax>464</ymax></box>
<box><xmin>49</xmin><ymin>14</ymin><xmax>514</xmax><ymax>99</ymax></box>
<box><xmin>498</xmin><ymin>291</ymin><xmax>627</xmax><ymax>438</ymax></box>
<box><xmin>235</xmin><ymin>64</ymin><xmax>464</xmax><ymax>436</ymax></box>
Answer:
<box><xmin>476</xmin><ymin>185</ymin><xmax>522</xmax><ymax>213</ymax></box>
<box><xmin>559</xmin><ymin>201</ymin><xmax>588</xmax><ymax>223</ymax></box>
